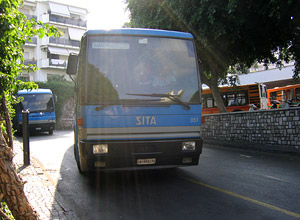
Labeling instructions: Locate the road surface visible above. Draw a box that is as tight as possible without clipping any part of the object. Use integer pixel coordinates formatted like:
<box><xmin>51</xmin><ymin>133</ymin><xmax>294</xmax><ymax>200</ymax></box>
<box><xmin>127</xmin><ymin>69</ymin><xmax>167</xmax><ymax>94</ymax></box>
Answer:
<box><xmin>17</xmin><ymin>130</ymin><xmax>300</xmax><ymax>219</ymax></box>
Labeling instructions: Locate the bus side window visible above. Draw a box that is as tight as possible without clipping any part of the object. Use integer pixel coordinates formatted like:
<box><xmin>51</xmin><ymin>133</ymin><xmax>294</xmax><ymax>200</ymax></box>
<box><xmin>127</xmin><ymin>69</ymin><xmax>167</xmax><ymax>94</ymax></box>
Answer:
<box><xmin>237</xmin><ymin>92</ymin><xmax>247</xmax><ymax>105</ymax></box>
<box><xmin>270</xmin><ymin>92</ymin><xmax>277</xmax><ymax>100</ymax></box>
<box><xmin>286</xmin><ymin>89</ymin><xmax>294</xmax><ymax>101</ymax></box>
<box><xmin>296</xmin><ymin>88</ymin><xmax>300</xmax><ymax>102</ymax></box>
<box><xmin>207</xmin><ymin>98</ymin><xmax>214</xmax><ymax>108</ymax></box>
<box><xmin>202</xmin><ymin>94</ymin><xmax>215</xmax><ymax>108</ymax></box>
<box><xmin>222</xmin><ymin>94</ymin><xmax>228</xmax><ymax>106</ymax></box>
<box><xmin>282</xmin><ymin>90</ymin><xmax>286</xmax><ymax>102</ymax></box>
<box><xmin>202</xmin><ymin>97</ymin><xmax>207</xmax><ymax>108</ymax></box>
<box><xmin>227</xmin><ymin>94</ymin><xmax>237</xmax><ymax>106</ymax></box>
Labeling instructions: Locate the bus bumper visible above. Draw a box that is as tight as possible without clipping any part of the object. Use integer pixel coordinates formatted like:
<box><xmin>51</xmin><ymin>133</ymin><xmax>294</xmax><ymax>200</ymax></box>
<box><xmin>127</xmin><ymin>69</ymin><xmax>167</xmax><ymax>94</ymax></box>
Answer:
<box><xmin>29</xmin><ymin>122</ymin><xmax>55</xmax><ymax>132</ymax></box>
<box><xmin>78</xmin><ymin>138</ymin><xmax>203</xmax><ymax>171</ymax></box>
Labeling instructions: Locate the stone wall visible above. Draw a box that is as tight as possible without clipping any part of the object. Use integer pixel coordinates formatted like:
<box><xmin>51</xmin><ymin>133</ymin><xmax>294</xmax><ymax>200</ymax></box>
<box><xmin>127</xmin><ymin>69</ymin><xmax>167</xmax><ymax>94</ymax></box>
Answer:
<box><xmin>56</xmin><ymin>98</ymin><xmax>75</xmax><ymax>130</ymax></box>
<box><xmin>201</xmin><ymin>107</ymin><xmax>300</xmax><ymax>154</ymax></box>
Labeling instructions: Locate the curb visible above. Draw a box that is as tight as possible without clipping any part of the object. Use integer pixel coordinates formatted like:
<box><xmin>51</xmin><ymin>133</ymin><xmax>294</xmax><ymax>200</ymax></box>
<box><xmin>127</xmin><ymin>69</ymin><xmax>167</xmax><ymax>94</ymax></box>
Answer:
<box><xmin>13</xmin><ymin>139</ymin><xmax>78</xmax><ymax>220</ymax></box>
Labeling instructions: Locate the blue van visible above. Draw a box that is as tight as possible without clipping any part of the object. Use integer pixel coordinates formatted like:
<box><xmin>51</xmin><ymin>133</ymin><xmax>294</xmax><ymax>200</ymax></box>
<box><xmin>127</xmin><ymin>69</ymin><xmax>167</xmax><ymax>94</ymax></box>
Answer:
<box><xmin>14</xmin><ymin>89</ymin><xmax>56</xmax><ymax>135</ymax></box>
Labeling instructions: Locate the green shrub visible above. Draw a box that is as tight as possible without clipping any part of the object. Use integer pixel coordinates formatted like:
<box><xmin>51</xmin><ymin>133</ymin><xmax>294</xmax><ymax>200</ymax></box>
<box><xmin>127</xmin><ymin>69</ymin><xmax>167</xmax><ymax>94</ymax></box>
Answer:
<box><xmin>1</xmin><ymin>199</ymin><xmax>15</xmax><ymax>219</ymax></box>
<box><xmin>36</xmin><ymin>75</ymin><xmax>74</xmax><ymax>120</ymax></box>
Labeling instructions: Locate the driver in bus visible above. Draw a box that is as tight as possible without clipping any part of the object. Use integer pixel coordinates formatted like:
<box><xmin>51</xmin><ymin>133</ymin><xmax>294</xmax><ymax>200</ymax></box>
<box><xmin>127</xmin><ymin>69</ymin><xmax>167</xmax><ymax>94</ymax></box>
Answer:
<box><xmin>153</xmin><ymin>65</ymin><xmax>176</xmax><ymax>87</ymax></box>
<box><xmin>134</xmin><ymin>62</ymin><xmax>153</xmax><ymax>86</ymax></box>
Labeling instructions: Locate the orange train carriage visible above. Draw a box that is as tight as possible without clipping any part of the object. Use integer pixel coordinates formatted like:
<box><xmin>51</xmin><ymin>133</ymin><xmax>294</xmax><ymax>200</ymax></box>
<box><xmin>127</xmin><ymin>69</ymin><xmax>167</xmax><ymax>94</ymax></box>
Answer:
<box><xmin>202</xmin><ymin>83</ymin><xmax>268</xmax><ymax>114</ymax></box>
<box><xmin>267</xmin><ymin>84</ymin><xmax>300</xmax><ymax>108</ymax></box>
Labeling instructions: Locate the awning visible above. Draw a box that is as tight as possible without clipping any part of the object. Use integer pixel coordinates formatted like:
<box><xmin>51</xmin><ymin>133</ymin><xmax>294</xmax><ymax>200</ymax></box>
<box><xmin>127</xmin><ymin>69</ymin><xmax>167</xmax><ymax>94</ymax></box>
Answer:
<box><xmin>48</xmin><ymin>47</ymin><xmax>69</xmax><ymax>56</ymax></box>
<box><xmin>68</xmin><ymin>27</ymin><xmax>86</xmax><ymax>41</ymax></box>
<box><xmin>68</xmin><ymin>6</ymin><xmax>87</xmax><ymax>15</ymax></box>
<box><xmin>49</xmin><ymin>2</ymin><xmax>70</xmax><ymax>18</ymax></box>
<box><xmin>67</xmin><ymin>49</ymin><xmax>79</xmax><ymax>55</ymax></box>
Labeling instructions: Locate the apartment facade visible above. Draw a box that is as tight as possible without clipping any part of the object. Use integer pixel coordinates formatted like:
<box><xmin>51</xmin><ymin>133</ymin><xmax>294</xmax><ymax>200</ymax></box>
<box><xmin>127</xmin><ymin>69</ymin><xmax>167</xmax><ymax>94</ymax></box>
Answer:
<box><xmin>19</xmin><ymin>0</ymin><xmax>88</xmax><ymax>82</ymax></box>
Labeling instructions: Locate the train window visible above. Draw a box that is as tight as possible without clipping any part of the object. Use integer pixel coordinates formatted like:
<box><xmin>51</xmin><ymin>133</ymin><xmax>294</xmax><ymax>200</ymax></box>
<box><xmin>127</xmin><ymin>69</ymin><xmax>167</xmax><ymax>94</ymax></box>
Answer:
<box><xmin>296</xmin><ymin>88</ymin><xmax>300</xmax><ymax>101</ymax></box>
<box><xmin>286</xmin><ymin>89</ymin><xmax>294</xmax><ymax>101</ymax></box>
<box><xmin>270</xmin><ymin>92</ymin><xmax>277</xmax><ymax>100</ymax></box>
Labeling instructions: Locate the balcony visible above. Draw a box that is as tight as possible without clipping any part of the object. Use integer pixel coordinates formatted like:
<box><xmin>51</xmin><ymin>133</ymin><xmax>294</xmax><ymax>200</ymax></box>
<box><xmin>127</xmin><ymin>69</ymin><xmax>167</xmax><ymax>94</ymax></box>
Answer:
<box><xmin>41</xmin><ymin>58</ymin><xmax>67</xmax><ymax>69</ymax></box>
<box><xmin>24</xmin><ymin>59</ymin><xmax>37</xmax><ymax>66</ymax></box>
<box><xmin>50</xmin><ymin>37</ymin><xmax>80</xmax><ymax>47</ymax></box>
<box><xmin>50</xmin><ymin>14</ymin><xmax>87</xmax><ymax>28</ymax></box>
<box><xmin>41</xmin><ymin>13</ymin><xmax>87</xmax><ymax>28</ymax></box>
<box><xmin>25</xmin><ymin>37</ymin><xmax>37</xmax><ymax>47</ymax></box>
<box><xmin>42</xmin><ymin>37</ymin><xmax>80</xmax><ymax>48</ymax></box>
<box><xmin>25</xmin><ymin>14</ymin><xmax>37</xmax><ymax>21</ymax></box>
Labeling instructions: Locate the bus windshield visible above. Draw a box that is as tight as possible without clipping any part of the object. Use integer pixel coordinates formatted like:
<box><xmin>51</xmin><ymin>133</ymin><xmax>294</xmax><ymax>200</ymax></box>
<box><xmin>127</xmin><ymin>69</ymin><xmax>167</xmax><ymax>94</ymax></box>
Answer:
<box><xmin>20</xmin><ymin>94</ymin><xmax>54</xmax><ymax>112</ymax></box>
<box><xmin>79</xmin><ymin>35</ymin><xmax>200</xmax><ymax>105</ymax></box>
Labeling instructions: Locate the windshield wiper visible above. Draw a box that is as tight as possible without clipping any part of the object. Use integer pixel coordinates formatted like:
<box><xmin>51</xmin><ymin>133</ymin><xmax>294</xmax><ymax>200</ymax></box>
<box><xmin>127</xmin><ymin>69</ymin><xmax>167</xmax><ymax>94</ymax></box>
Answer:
<box><xmin>29</xmin><ymin>110</ymin><xmax>50</xmax><ymax>113</ymax></box>
<box><xmin>95</xmin><ymin>99</ymin><xmax>162</xmax><ymax>111</ymax></box>
<box><xmin>127</xmin><ymin>93</ymin><xmax>190</xmax><ymax>110</ymax></box>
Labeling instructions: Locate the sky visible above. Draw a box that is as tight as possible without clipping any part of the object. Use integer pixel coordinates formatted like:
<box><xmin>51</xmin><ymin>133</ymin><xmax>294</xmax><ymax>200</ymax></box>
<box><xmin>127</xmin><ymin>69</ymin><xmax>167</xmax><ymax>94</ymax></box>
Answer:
<box><xmin>86</xmin><ymin>0</ymin><xmax>130</xmax><ymax>30</ymax></box>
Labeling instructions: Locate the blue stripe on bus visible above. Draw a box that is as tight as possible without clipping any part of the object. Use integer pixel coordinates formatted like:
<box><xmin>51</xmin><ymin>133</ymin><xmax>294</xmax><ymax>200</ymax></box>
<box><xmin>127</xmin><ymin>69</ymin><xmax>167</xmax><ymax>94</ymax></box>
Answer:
<box><xmin>18</xmin><ymin>112</ymin><xmax>55</xmax><ymax>121</ymax></box>
<box><xmin>85</xmin><ymin>28</ymin><xmax>193</xmax><ymax>39</ymax></box>
<box><xmin>81</xmin><ymin>104</ymin><xmax>201</xmax><ymax>115</ymax></box>
<box><xmin>79</xmin><ymin>105</ymin><xmax>202</xmax><ymax>128</ymax></box>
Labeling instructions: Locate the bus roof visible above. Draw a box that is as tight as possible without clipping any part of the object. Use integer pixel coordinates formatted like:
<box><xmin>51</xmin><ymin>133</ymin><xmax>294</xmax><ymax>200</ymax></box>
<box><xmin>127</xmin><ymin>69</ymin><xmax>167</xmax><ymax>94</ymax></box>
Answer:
<box><xmin>85</xmin><ymin>28</ymin><xmax>194</xmax><ymax>39</ymax></box>
<box><xmin>18</xmin><ymin>89</ymin><xmax>53</xmax><ymax>95</ymax></box>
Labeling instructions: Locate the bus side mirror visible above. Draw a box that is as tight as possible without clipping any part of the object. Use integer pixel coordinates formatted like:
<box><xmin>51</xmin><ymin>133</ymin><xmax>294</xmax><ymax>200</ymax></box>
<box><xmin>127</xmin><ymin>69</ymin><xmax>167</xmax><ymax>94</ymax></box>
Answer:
<box><xmin>67</xmin><ymin>54</ymin><xmax>78</xmax><ymax>75</ymax></box>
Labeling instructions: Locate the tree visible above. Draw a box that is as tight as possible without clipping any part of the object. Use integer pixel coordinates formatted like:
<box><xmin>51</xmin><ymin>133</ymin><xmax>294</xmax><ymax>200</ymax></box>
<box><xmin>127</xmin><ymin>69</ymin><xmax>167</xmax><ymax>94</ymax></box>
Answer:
<box><xmin>126</xmin><ymin>0</ymin><xmax>299</xmax><ymax>112</ymax></box>
<box><xmin>0</xmin><ymin>0</ymin><xmax>59</xmax><ymax>218</ymax></box>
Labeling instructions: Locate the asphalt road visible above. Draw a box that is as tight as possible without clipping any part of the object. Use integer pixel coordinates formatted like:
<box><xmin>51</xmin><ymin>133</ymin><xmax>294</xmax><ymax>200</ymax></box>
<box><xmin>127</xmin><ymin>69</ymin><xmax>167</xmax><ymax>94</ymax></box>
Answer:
<box><xmin>19</xmin><ymin>130</ymin><xmax>300</xmax><ymax>219</ymax></box>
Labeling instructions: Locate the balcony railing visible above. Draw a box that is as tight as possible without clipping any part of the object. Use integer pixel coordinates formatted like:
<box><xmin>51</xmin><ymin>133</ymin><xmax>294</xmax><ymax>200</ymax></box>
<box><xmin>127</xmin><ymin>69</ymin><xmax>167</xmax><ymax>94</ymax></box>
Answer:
<box><xmin>25</xmin><ymin>37</ymin><xmax>37</xmax><ymax>46</ymax></box>
<box><xmin>41</xmin><ymin>58</ymin><xmax>67</xmax><ymax>69</ymax></box>
<box><xmin>25</xmin><ymin>14</ymin><xmax>37</xmax><ymax>21</ymax></box>
<box><xmin>49</xmin><ymin>14</ymin><xmax>87</xmax><ymax>28</ymax></box>
<box><xmin>50</xmin><ymin>59</ymin><xmax>67</xmax><ymax>68</ymax></box>
<box><xmin>49</xmin><ymin>37</ymin><xmax>80</xmax><ymax>48</ymax></box>
<box><xmin>24</xmin><ymin>59</ymin><xmax>37</xmax><ymax>66</ymax></box>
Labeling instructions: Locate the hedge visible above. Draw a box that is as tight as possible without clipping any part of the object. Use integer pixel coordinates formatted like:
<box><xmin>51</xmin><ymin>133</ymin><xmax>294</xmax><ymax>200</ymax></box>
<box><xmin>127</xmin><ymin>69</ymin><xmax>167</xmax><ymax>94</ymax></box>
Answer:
<box><xmin>36</xmin><ymin>75</ymin><xmax>74</xmax><ymax>120</ymax></box>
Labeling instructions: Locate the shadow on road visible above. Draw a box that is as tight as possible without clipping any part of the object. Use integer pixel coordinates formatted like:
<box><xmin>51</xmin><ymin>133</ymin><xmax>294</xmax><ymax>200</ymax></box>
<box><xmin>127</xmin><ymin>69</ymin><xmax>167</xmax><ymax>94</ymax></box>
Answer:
<box><xmin>51</xmin><ymin>145</ymin><xmax>237</xmax><ymax>220</ymax></box>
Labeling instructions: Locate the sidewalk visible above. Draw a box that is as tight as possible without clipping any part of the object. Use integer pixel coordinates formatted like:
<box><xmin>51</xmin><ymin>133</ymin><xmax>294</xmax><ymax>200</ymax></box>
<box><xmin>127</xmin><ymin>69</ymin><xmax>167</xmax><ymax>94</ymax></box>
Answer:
<box><xmin>13</xmin><ymin>139</ymin><xmax>78</xmax><ymax>220</ymax></box>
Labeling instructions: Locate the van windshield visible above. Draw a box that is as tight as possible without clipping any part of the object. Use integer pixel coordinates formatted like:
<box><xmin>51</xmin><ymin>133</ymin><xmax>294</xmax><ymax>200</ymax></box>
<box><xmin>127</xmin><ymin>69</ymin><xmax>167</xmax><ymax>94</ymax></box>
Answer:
<box><xmin>20</xmin><ymin>94</ymin><xmax>54</xmax><ymax>112</ymax></box>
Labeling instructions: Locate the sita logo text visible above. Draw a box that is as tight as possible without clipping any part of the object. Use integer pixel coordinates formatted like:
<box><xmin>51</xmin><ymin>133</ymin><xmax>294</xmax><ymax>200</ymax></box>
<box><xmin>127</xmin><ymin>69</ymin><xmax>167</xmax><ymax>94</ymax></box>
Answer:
<box><xmin>136</xmin><ymin>116</ymin><xmax>157</xmax><ymax>126</ymax></box>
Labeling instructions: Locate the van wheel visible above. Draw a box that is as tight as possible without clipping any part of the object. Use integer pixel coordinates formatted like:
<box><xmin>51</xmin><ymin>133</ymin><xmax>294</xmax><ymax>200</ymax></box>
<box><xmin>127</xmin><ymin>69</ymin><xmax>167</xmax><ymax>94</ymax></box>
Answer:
<box><xmin>49</xmin><ymin>130</ymin><xmax>53</xmax><ymax>135</ymax></box>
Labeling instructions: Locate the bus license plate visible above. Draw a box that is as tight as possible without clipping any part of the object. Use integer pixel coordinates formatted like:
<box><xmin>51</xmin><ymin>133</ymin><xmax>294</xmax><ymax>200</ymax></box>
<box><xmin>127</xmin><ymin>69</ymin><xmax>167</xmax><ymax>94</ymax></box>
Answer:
<box><xmin>137</xmin><ymin>158</ymin><xmax>156</xmax><ymax>165</ymax></box>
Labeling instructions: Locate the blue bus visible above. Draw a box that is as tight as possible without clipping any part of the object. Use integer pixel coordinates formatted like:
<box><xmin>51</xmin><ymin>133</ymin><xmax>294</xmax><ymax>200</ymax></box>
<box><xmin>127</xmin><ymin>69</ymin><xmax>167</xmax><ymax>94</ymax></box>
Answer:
<box><xmin>67</xmin><ymin>28</ymin><xmax>203</xmax><ymax>172</ymax></box>
<box><xmin>13</xmin><ymin>89</ymin><xmax>56</xmax><ymax>135</ymax></box>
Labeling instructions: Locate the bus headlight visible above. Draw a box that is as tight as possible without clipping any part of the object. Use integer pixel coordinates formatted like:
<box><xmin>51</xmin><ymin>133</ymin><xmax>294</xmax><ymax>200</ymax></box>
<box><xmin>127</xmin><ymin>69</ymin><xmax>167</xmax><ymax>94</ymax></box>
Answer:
<box><xmin>93</xmin><ymin>144</ymin><xmax>108</xmax><ymax>154</ymax></box>
<box><xmin>182</xmin><ymin>141</ymin><xmax>196</xmax><ymax>151</ymax></box>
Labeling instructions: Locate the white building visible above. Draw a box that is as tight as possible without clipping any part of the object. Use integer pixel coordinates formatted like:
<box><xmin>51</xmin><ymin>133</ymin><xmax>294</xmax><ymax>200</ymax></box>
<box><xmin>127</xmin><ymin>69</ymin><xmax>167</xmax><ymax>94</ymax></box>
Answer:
<box><xmin>19</xmin><ymin>0</ymin><xmax>88</xmax><ymax>82</ymax></box>
<box><xmin>239</xmin><ymin>63</ymin><xmax>296</xmax><ymax>89</ymax></box>
<box><xmin>202</xmin><ymin>62</ymin><xmax>296</xmax><ymax>90</ymax></box>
